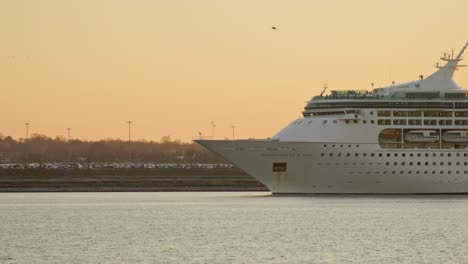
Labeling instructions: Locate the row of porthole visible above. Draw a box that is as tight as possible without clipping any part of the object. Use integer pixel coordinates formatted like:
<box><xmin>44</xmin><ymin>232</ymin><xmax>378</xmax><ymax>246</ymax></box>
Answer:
<box><xmin>321</xmin><ymin>120</ymin><xmax>376</xmax><ymax>125</ymax></box>
<box><xmin>318</xmin><ymin>161</ymin><xmax>468</xmax><ymax>166</ymax></box>
<box><xmin>323</xmin><ymin>144</ymin><xmax>360</xmax><ymax>148</ymax></box>
<box><xmin>320</xmin><ymin>152</ymin><xmax>468</xmax><ymax>158</ymax></box>
<box><xmin>350</xmin><ymin>171</ymin><xmax>468</xmax><ymax>175</ymax></box>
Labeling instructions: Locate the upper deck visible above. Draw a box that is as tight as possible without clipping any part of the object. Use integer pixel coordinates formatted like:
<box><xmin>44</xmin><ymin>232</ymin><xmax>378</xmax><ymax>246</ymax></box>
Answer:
<box><xmin>306</xmin><ymin>43</ymin><xmax>468</xmax><ymax>111</ymax></box>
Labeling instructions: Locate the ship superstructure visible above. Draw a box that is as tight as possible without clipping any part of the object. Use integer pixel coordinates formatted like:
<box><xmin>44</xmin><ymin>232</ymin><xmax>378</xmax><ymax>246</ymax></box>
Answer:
<box><xmin>197</xmin><ymin>43</ymin><xmax>468</xmax><ymax>194</ymax></box>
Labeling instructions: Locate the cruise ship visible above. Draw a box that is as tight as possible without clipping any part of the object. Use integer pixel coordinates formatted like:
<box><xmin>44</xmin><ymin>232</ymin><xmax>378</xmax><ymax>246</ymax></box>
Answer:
<box><xmin>197</xmin><ymin>43</ymin><xmax>468</xmax><ymax>194</ymax></box>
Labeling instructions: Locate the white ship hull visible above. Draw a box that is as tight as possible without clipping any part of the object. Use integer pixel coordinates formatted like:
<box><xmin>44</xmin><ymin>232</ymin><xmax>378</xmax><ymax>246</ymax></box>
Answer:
<box><xmin>197</xmin><ymin>43</ymin><xmax>468</xmax><ymax>194</ymax></box>
<box><xmin>197</xmin><ymin>139</ymin><xmax>468</xmax><ymax>194</ymax></box>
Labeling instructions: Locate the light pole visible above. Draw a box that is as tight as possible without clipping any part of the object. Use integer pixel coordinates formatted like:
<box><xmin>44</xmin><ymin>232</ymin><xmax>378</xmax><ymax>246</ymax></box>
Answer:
<box><xmin>25</xmin><ymin>122</ymin><xmax>30</xmax><ymax>140</ymax></box>
<box><xmin>66</xmin><ymin>128</ymin><xmax>72</xmax><ymax>162</ymax></box>
<box><xmin>127</xmin><ymin>121</ymin><xmax>132</xmax><ymax>163</ymax></box>
<box><xmin>127</xmin><ymin>121</ymin><xmax>132</xmax><ymax>142</ymax></box>
<box><xmin>231</xmin><ymin>125</ymin><xmax>236</xmax><ymax>140</ymax></box>
<box><xmin>66</xmin><ymin>128</ymin><xmax>71</xmax><ymax>141</ymax></box>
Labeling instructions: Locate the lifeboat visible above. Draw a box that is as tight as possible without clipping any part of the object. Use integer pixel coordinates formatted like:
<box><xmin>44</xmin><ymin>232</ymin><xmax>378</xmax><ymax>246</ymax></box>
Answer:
<box><xmin>442</xmin><ymin>130</ymin><xmax>468</xmax><ymax>142</ymax></box>
<box><xmin>379</xmin><ymin>129</ymin><xmax>401</xmax><ymax>139</ymax></box>
<box><xmin>404</xmin><ymin>130</ymin><xmax>439</xmax><ymax>142</ymax></box>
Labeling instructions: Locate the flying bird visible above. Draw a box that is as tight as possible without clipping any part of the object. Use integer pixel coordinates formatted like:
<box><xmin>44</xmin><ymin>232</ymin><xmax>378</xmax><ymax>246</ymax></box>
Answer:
<box><xmin>272</xmin><ymin>26</ymin><xmax>277</xmax><ymax>30</ymax></box>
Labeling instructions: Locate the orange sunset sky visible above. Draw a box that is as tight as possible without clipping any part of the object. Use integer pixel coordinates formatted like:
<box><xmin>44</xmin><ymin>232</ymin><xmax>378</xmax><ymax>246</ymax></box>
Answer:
<box><xmin>2</xmin><ymin>0</ymin><xmax>468</xmax><ymax>142</ymax></box>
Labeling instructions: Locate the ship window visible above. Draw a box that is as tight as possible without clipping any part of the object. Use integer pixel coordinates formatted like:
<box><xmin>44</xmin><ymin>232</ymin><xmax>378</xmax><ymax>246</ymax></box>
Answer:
<box><xmin>323</xmin><ymin>144</ymin><xmax>327</xmax><ymax>147</ymax></box>
<box><xmin>363</xmin><ymin>153</ymin><xmax>367</xmax><ymax>157</ymax></box>
<box><xmin>322</xmin><ymin>120</ymin><xmax>327</xmax><ymax>124</ymax></box>
<box><xmin>448</xmin><ymin>153</ymin><xmax>451</xmax><ymax>157</ymax></box>
<box><xmin>408</xmin><ymin>171</ymin><xmax>412</xmax><ymax>174</ymax></box>
<box><xmin>465</xmin><ymin>154</ymin><xmax>467</xmax><ymax>157</ymax></box>
<box><xmin>355</xmin><ymin>153</ymin><xmax>359</xmax><ymax>157</ymax></box>
<box><xmin>329</xmin><ymin>153</ymin><xmax>333</xmax><ymax>157</ymax></box>
<box><xmin>394</xmin><ymin>153</ymin><xmax>398</xmax><ymax>157</ymax></box>
<box><xmin>448</xmin><ymin>171</ymin><xmax>452</xmax><ymax>174</ymax></box>
<box><xmin>340</xmin><ymin>145</ymin><xmax>343</xmax><ymax>147</ymax></box>
<box><xmin>424</xmin><ymin>120</ymin><xmax>437</xmax><ymax>126</ymax></box>
<box><xmin>417</xmin><ymin>153</ymin><xmax>421</xmax><ymax>157</ymax></box>
<box><xmin>356</xmin><ymin>145</ymin><xmax>359</xmax><ymax>148</ymax></box>
<box><xmin>377</xmin><ymin>111</ymin><xmax>391</xmax><ymax>117</ymax></box>
<box><xmin>332</xmin><ymin>145</ymin><xmax>336</xmax><ymax>147</ymax></box>
<box><xmin>424</xmin><ymin>171</ymin><xmax>428</xmax><ymax>174</ymax></box>
<box><xmin>417</xmin><ymin>162</ymin><xmax>421</xmax><ymax>165</ymax></box>
<box><xmin>272</xmin><ymin>163</ymin><xmax>287</xmax><ymax>172</ymax></box>
<box><xmin>409</xmin><ymin>120</ymin><xmax>422</xmax><ymax>126</ymax></box>
<box><xmin>346</xmin><ymin>153</ymin><xmax>350</xmax><ymax>157</ymax></box>
<box><xmin>432</xmin><ymin>171</ymin><xmax>436</xmax><ymax>174</ymax></box>
<box><xmin>457</xmin><ymin>162</ymin><xmax>460</xmax><ymax>165</ymax></box>
<box><xmin>371</xmin><ymin>153</ymin><xmax>375</xmax><ymax>157</ymax></box>
<box><xmin>402</xmin><ymin>162</ymin><xmax>406</xmax><ymax>166</ymax></box>
<box><xmin>387</xmin><ymin>153</ymin><xmax>390</xmax><ymax>157</ymax></box>
<box><xmin>409</xmin><ymin>162</ymin><xmax>413</xmax><ymax>166</ymax></box>
<box><xmin>333</xmin><ymin>120</ymin><xmax>337</xmax><ymax>124</ymax></box>
<box><xmin>440</xmin><ymin>153</ymin><xmax>444</xmax><ymax>157</ymax></box>
<box><xmin>393</xmin><ymin>111</ymin><xmax>408</xmax><ymax>117</ymax></box>
<box><xmin>386</xmin><ymin>162</ymin><xmax>389</xmax><ymax>165</ymax></box>
<box><xmin>455</xmin><ymin>111</ymin><xmax>468</xmax><ymax>117</ymax></box>
<box><xmin>371</xmin><ymin>120</ymin><xmax>375</xmax><ymax>124</ymax></box>
<box><xmin>363</xmin><ymin>120</ymin><xmax>367</xmax><ymax>124</ymax></box>
<box><xmin>433</xmin><ymin>153</ymin><xmax>436</xmax><ymax>157</ymax></box>
<box><xmin>440</xmin><ymin>171</ymin><xmax>444</xmax><ymax>174</ymax></box>
<box><xmin>457</xmin><ymin>171</ymin><xmax>460</xmax><ymax>174</ymax></box>
<box><xmin>433</xmin><ymin>162</ymin><xmax>437</xmax><ymax>165</ymax></box>
<box><xmin>379</xmin><ymin>153</ymin><xmax>382</xmax><ymax>157</ymax></box>
<box><xmin>410</xmin><ymin>153</ymin><xmax>413</xmax><ymax>157</ymax></box>
<box><xmin>383</xmin><ymin>171</ymin><xmax>387</xmax><ymax>174</ymax></box>
<box><xmin>320</xmin><ymin>153</ymin><xmax>325</xmax><ymax>157</ymax></box>
<box><xmin>425</xmin><ymin>153</ymin><xmax>429</xmax><ymax>157</ymax></box>
<box><xmin>440</xmin><ymin>162</ymin><xmax>444</xmax><ymax>165</ymax></box>
<box><xmin>337</xmin><ymin>153</ymin><xmax>342</xmax><ymax>157</ymax></box>
<box><xmin>400</xmin><ymin>171</ymin><xmax>404</xmax><ymax>174</ymax></box>
<box><xmin>402</xmin><ymin>153</ymin><xmax>406</xmax><ymax>157</ymax></box>
<box><xmin>393</xmin><ymin>162</ymin><xmax>397</xmax><ymax>165</ymax></box>
<box><xmin>448</xmin><ymin>162</ymin><xmax>452</xmax><ymax>165</ymax></box>
<box><xmin>370</xmin><ymin>111</ymin><xmax>374</xmax><ymax>115</ymax></box>
<box><xmin>424</xmin><ymin>111</ymin><xmax>439</xmax><ymax>117</ymax></box>
<box><xmin>425</xmin><ymin>162</ymin><xmax>429</xmax><ymax>166</ymax></box>
<box><xmin>392</xmin><ymin>171</ymin><xmax>396</xmax><ymax>174</ymax></box>
<box><xmin>416</xmin><ymin>171</ymin><xmax>420</xmax><ymax>174</ymax></box>
<box><xmin>465</xmin><ymin>171</ymin><xmax>468</xmax><ymax>174</ymax></box>
<box><xmin>465</xmin><ymin>162</ymin><xmax>468</xmax><ymax>166</ymax></box>
<box><xmin>439</xmin><ymin>112</ymin><xmax>452</xmax><ymax>117</ymax></box>
<box><xmin>346</xmin><ymin>120</ymin><xmax>350</xmax><ymax>124</ymax></box>
<box><xmin>456</xmin><ymin>153</ymin><xmax>460</xmax><ymax>157</ymax></box>
<box><xmin>354</xmin><ymin>120</ymin><xmax>358</xmax><ymax>124</ymax></box>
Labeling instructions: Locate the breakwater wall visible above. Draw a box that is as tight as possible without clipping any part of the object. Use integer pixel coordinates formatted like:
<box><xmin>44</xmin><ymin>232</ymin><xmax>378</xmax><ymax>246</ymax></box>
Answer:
<box><xmin>0</xmin><ymin>168</ymin><xmax>268</xmax><ymax>192</ymax></box>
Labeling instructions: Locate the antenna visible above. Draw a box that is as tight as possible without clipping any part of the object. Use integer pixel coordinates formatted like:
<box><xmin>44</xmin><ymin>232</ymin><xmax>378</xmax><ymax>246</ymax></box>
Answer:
<box><xmin>319</xmin><ymin>83</ymin><xmax>328</xmax><ymax>97</ymax></box>
<box><xmin>211</xmin><ymin>120</ymin><xmax>216</xmax><ymax>139</ymax></box>
<box><xmin>231</xmin><ymin>125</ymin><xmax>237</xmax><ymax>140</ymax></box>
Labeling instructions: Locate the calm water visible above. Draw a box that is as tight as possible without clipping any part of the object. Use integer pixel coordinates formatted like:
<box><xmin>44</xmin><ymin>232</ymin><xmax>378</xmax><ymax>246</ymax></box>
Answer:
<box><xmin>1</xmin><ymin>192</ymin><xmax>468</xmax><ymax>263</ymax></box>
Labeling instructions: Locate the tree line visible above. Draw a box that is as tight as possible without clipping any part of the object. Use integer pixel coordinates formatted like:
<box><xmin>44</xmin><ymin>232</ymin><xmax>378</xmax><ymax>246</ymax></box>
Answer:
<box><xmin>0</xmin><ymin>133</ymin><xmax>226</xmax><ymax>164</ymax></box>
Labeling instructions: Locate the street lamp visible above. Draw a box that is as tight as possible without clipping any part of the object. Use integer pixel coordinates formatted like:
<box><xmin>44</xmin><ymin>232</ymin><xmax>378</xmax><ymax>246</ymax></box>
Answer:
<box><xmin>66</xmin><ymin>128</ymin><xmax>71</xmax><ymax>141</ymax></box>
<box><xmin>25</xmin><ymin>122</ymin><xmax>30</xmax><ymax>140</ymax></box>
<box><xmin>127</xmin><ymin>121</ymin><xmax>133</xmax><ymax>163</ymax></box>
